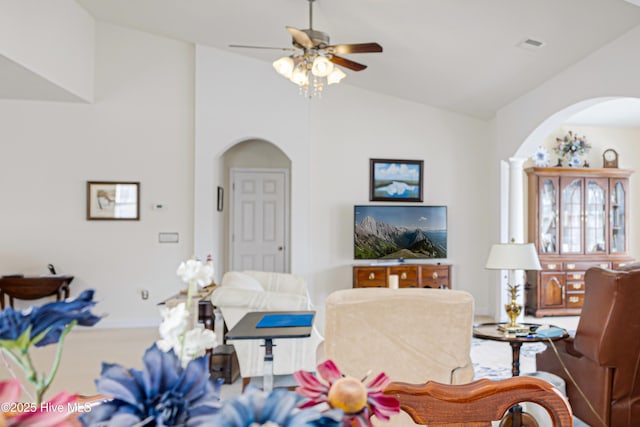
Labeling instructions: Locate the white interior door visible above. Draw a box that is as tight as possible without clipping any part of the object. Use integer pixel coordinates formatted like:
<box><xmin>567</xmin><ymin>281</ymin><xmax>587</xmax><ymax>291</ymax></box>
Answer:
<box><xmin>230</xmin><ymin>168</ymin><xmax>289</xmax><ymax>272</ymax></box>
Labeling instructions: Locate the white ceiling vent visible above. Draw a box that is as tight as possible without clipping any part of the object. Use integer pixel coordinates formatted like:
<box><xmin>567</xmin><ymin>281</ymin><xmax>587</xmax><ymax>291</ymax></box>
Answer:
<box><xmin>517</xmin><ymin>38</ymin><xmax>546</xmax><ymax>51</ymax></box>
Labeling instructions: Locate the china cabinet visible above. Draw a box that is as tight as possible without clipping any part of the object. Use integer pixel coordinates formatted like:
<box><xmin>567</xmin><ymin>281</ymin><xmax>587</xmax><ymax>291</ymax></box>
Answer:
<box><xmin>525</xmin><ymin>167</ymin><xmax>633</xmax><ymax>316</ymax></box>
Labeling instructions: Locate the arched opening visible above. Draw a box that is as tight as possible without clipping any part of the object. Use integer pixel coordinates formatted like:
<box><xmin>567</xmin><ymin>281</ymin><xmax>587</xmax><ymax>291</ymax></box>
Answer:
<box><xmin>220</xmin><ymin>139</ymin><xmax>292</xmax><ymax>273</ymax></box>
<box><xmin>498</xmin><ymin>96</ymin><xmax>640</xmax><ymax>320</ymax></box>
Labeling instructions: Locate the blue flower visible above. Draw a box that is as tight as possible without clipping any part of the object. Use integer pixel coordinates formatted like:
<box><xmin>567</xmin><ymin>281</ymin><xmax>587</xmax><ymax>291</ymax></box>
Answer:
<box><xmin>29</xmin><ymin>289</ymin><xmax>101</xmax><ymax>346</ymax></box>
<box><xmin>212</xmin><ymin>386</ymin><xmax>342</xmax><ymax>427</ymax></box>
<box><xmin>81</xmin><ymin>343</ymin><xmax>221</xmax><ymax>426</ymax></box>
<box><xmin>0</xmin><ymin>307</ymin><xmax>31</xmax><ymax>343</ymax></box>
<box><xmin>0</xmin><ymin>289</ymin><xmax>101</xmax><ymax>349</ymax></box>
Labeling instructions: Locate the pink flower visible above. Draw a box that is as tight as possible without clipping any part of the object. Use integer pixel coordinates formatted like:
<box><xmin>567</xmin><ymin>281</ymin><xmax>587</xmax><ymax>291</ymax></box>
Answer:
<box><xmin>0</xmin><ymin>380</ymin><xmax>77</xmax><ymax>427</ymax></box>
<box><xmin>293</xmin><ymin>359</ymin><xmax>400</xmax><ymax>427</ymax></box>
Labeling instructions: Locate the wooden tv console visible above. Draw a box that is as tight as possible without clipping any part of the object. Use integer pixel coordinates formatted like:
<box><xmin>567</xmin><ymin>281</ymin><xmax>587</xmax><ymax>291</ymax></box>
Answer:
<box><xmin>353</xmin><ymin>264</ymin><xmax>451</xmax><ymax>289</ymax></box>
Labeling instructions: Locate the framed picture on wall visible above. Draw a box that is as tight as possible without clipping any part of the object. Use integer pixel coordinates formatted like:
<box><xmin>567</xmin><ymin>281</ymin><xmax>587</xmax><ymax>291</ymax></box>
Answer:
<box><xmin>369</xmin><ymin>158</ymin><xmax>423</xmax><ymax>202</ymax></box>
<box><xmin>87</xmin><ymin>181</ymin><xmax>140</xmax><ymax>220</ymax></box>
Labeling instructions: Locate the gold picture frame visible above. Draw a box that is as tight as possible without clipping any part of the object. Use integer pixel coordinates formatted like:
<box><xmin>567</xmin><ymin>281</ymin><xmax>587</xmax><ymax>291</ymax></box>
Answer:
<box><xmin>87</xmin><ymin>181</ymin><xmax>140</xmax><ymax>220</ymax></box>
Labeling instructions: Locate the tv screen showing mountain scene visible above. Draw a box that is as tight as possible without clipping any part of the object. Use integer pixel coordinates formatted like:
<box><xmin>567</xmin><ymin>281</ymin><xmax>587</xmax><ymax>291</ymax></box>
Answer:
<box><xmin>354</xmin><ymin>205</ymin><xmax>447</xmax><ymax>260</ymax></box>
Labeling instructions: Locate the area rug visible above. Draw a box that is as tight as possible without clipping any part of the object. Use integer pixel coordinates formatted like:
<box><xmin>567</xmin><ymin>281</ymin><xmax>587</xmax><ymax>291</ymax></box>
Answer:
<box><xmin>471</xmin><ymin>337</ymin><xmax>547</xmax><ymax>380</ymax></box>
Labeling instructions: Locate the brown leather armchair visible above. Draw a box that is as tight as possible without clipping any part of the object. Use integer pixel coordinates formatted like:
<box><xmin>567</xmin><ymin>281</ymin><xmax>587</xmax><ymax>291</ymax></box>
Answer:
<box><xmin>536</xmin><ymin>265</ymin><xmax>640</xmax><ymax>427</ymax></box>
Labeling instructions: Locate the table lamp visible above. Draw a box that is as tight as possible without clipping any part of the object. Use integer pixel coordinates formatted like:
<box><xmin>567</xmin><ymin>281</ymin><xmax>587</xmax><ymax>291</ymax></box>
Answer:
<box><xmin>485</xmin><ymin>242</ymin><xmax>541</xmax><ymax>330</ymax></box>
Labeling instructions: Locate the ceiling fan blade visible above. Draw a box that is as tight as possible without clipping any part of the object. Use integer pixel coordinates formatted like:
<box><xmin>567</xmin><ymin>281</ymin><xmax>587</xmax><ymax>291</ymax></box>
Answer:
<box><xmin>330</xmin><ymin>55</ymin><xmax>368</xmax><ymax>71</ymax></box>
<box><xmin>287</xmin><ymin>26</ymin><xmax>314</xmax><ymax>49</ymax></box>
<box><xmin>229</xmin><ymin>44</ymin><xmax>297</xmax><ymax>52</ymax></box>
<box><xmin>328</xmin><ymin>43</ymin><xmax>383</xmax><ymax>54</ymax></box>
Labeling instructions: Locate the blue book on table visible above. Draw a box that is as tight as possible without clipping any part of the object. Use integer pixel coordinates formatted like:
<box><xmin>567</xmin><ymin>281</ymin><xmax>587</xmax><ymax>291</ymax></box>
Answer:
<box><xmin>256</xmin><ymin>313</ymin><xmax>313</xmax><ymax>328</ymax></box>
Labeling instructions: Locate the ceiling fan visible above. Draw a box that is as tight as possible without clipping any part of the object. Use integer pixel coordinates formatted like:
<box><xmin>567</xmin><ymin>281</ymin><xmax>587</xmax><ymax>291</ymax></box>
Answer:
<box><xmin>229</xmin><ymin>0</ymin><xmax>383</xmax><ymax>97</ymax></box>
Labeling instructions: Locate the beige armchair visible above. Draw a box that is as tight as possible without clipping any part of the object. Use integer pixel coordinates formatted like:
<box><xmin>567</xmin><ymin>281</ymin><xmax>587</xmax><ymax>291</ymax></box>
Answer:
<box><xmin>322</xmin><ymin>287</ymin><xmax>475</xmax><ymax>426</ymax></box>
<box><xmin>210</xmin><ymin>271</ymin><xmax>323</xmax><ymax>386</ymax></box>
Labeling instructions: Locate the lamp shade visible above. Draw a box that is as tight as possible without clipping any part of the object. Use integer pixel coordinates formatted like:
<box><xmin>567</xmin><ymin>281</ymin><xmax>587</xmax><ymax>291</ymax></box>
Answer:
<box><xmin>485</xmin><ymin>243</ymin><xmax>542</xmax><ymax>271</ymax></box>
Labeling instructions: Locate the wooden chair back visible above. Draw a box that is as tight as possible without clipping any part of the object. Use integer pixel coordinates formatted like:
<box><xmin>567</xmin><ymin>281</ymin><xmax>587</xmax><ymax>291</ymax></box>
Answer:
<box><xmin>384</xmin><ymin>376</ymin><xmax>573</xmax><ymax>426</ymax></box>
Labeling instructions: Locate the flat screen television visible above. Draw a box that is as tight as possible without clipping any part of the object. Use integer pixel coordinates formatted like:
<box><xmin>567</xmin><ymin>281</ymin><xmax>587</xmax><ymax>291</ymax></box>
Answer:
<box><xmin>354</xmin><ymin>205</ymin><xmax>447</xmax><ymax>260</ymax></box>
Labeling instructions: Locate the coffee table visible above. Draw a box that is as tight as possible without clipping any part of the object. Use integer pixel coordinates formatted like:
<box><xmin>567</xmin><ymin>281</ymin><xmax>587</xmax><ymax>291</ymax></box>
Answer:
<box><xmin>225</xmin><ymin>310</ymin><xmax>314</xmax><ymax>392</ymax></box>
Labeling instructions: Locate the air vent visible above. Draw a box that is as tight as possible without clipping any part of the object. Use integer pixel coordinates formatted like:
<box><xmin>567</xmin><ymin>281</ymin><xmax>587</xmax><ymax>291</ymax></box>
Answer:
<box><xmin>516</xmin><ymin>38</ymin><xmax>546</xmax><ymax>51</ymax></box>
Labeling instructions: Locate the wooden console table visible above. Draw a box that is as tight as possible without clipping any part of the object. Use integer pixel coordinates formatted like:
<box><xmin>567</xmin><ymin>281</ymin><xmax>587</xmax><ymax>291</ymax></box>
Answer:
<box><xmin>353</xmin><ymin>263</ymin><xmax>451</xmax><ymax>288</ymax></box>
<box><xmin>0</xmin><ymin>275</ymin><xmax>74</xmax><ymax>309</ymax></box>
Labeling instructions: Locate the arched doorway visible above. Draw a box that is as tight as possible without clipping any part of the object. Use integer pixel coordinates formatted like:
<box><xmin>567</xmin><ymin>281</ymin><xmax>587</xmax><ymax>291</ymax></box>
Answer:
<box><xmin>221</xmin><ymin>139</ymin><xmax>292</xmax><ymax>272</ymax></box>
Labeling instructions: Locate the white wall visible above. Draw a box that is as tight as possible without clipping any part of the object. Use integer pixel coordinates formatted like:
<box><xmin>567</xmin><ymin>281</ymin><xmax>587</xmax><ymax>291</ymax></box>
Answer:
<box><xmin>307</xmin><ymin>87</ymin><xmax>494</xmax><ymax>321</ymax></box>
<box><xmin>194</xmin><ymin>46</ymin><xmax>311</xmax><ymax>283</ymax></box>
<box><xmin>194</xmin><ymin>47</ymin><xmax>495</xmax><ymax>324</ymax></box>
<box><xmin>0</xmin><ymin>22</ymin><xmax>195</xmax><ymax>327</ymax></box>
<box><xmin>496</xmin><ymin>25</ymin><xmax>640</xmax><ymax>161</ymax></box>
<box><xmin>0</xmin><ymin>0</ymin><xmax>94</xmax><ymax>101</ymax></box>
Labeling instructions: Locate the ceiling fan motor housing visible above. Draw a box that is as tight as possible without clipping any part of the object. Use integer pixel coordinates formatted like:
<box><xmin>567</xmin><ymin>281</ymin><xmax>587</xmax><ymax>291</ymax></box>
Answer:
<box><xmin>297</xmin><ymin>29</ymin><xmax>330</xmax><ymax>48</ymax></box>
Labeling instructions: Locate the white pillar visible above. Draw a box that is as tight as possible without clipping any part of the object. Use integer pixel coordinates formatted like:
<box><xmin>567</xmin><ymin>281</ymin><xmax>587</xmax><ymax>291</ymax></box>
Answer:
<box><xmin>507</xmin><ymin>157</ymin><xmax>527</xmax><ymax>323</ymax></box>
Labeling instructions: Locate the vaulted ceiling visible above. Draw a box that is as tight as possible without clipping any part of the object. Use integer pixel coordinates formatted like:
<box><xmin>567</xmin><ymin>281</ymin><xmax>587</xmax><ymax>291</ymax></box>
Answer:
<box><xmin>74</xmin><ymin>0</ymin><xmax>640</xmax><ymax>121</ymax></box>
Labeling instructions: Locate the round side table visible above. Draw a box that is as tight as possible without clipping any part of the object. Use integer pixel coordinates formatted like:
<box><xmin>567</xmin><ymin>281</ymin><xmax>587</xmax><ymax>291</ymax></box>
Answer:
<box><xmin>473</xmin><ymin>322</ymin><xmax>568</xmax><ymax>377</ymax></box>
<box><xmin>473</xmin><ymin>323</ymin><xmax>570</xmax><ymax>427</ymax></box>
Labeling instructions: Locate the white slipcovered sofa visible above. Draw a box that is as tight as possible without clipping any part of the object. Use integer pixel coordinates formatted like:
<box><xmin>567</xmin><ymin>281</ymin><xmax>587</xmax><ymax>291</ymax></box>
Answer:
<box><xmin>210</xmin><ymin>270</ymin><xmax>323</xmax><ymax>386</ymax></box>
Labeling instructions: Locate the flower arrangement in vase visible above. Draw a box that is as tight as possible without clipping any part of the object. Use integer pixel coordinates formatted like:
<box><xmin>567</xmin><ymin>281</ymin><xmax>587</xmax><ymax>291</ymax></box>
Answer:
<box><xmin>554</xmin><ymin>130</ymin><xmax>591</xmax><ymax>167</ymax></box>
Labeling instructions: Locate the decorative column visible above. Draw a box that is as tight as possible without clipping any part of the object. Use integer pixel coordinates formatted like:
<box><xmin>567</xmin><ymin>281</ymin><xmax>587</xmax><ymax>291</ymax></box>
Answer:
<box><xmin>506</xmin><ymin>157</ymin><xmax>527</xmax><ymax>323</ymax></box>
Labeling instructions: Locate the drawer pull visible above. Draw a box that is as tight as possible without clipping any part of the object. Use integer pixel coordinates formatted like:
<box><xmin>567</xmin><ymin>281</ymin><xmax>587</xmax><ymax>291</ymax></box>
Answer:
<box><xmin>432</xmin><ymin>272</ymin><xmax>439</xmax><ymax>279</ymax></box>
<box><xmin>368</xmin><ymin>273</ymin><xmax>375</xmax><ymax>280</ymax></box>
<box><xmin>571</xmin><ymin>284</ymin><xmax>581</xmax><ymax>289</ymax></box>
<box><xmin>569</xmin><ymin>296</ymin><xmax>580</xmax><ymax>303</ymax></box>
<box><xmin>567</xmin><ymin>263</ymin><xmax>576</xmax><ymax>270</ymax></box>
<box><xmin>600</xmin><ymin>263</ymin><xmax>608</xmax><ymax>269</ymax></box>
<box><xmin>400</xmin><ymin>272</ymin><xmax>407</xmax><ymax>280</ymax></box>
<box><xmin>572</xmin><ymin>273</ymin><xmax>581</xmax><ymax>280</ymax></box>
<box><xmin>547</xmin><ymin>264</ymin><xmax>557</xmax><ymax>269</ymax></box>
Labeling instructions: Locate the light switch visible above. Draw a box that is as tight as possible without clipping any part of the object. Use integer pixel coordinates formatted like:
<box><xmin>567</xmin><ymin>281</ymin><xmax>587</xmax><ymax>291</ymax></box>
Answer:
<box><xmin>158</xmin><ymin>232</ymin><xmax>179</xmax><ymax>243</ymax></box>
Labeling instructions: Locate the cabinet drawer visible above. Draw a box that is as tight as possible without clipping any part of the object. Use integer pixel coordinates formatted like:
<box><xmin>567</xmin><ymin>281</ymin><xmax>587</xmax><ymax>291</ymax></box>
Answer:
<box><xmin>541</xmin><ymin>262</ymin><xmax>562</xmax><ymax>270</ymax></box>
<box><xmin>566</xmin><ymin>293</ymin><xmax>584</xmax><ymax>308</ymax></box>
<box><xmin>613</xmin><ymin>261</ymin><xmax>634</xmax><ymax>269</ymax></box>
<box><xmin>564</xmin><ymin>261</ymin><xmax>610</xmax><ymax>271</ymax></box>
<box><xmin>354</xmin><ymin>267</ymin><xmax>386</xmax><ymax>287</ymax></box>
<box><xmin>566</xmin><ymin>281</ymin><xmax>585</xmax><ymax>291</ymax></box>
<box><xmin>388</xmin><ymin>266</ymin><xmax>419</xmax><ymax>287</ymax></box>
<box><xmin>421</xmin><ymin>266</ymin><xmax>449</xmax><ymax>288</ymax></box>
<box><xmin>566</xmin><ymin>271</ymin><xmax>585</xmax><ymax>281</ymax></box>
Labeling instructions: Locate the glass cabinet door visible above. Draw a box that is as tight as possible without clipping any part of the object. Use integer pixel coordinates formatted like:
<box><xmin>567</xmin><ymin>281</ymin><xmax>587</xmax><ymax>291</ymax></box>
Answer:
<box><xmin>585</xmin><ymin>179</ymin><xmax>607</xmax><ymax>254</ymax></box>
<box><xmin>611</xmin><ymin>180</ymin><xmax>627</xmax><ymax>253</ymax></box>
<box><xmin>561</xmin><ymin>178</ymin><xmax>582</xmax><ymax>254</ymax></box>
<box><xmin>538</xmin><ymin>178</ymin><xmax>558</xmax><ymax>254</ymax></box>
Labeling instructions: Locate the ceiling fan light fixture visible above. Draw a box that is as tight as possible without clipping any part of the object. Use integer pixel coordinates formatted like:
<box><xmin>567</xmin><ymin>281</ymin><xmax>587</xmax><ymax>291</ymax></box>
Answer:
<box><xmin>327</xmin><ymin>67</ymin><xmax>346</xmax><ymax>85</ymax></box>
<box><xmin>232</xmin><ymin>0</ymin><xmax>381</xmax><ymax>97</ymax></box>
<box><xmin>311</xmin><ymin>55</ymin><xmax>333</xmax><ymax>77</ymax></box>
<box><xmin>273</xmin><ymin>56</ymin><xmax>295</xmax><ymax>78</ymax></box>
<box><xmin>290</xmin><ymin>64</ymin><xmax>309</xmax><ymax>86</ymax></box>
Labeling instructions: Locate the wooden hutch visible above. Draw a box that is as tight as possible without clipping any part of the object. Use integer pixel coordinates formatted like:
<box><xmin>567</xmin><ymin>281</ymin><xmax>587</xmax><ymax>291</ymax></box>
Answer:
<box><xmin>525</xmin><ymin>167</ymin><xmax>633</xmax><ymax>317</ymax></box>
